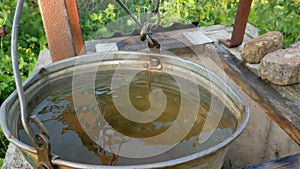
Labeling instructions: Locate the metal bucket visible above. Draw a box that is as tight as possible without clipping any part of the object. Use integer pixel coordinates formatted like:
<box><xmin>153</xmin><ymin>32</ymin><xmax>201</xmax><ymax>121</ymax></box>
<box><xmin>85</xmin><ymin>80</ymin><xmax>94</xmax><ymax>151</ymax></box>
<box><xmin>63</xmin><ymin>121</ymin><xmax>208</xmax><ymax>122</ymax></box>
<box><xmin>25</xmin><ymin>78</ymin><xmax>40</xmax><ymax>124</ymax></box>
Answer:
<box><xmin>1</xmin><ymin>52</ymin><xmax>250</xmax><ymax>168</ymax></box>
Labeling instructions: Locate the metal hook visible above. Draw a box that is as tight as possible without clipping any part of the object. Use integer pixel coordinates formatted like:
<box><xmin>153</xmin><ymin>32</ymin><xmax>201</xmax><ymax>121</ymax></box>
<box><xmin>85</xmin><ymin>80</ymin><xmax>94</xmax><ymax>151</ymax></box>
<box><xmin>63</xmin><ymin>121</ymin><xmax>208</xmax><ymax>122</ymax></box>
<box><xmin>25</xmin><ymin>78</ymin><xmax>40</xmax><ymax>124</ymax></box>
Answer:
<box><xmin>140</xmin><ymin>1</ymin><xmax>161</xmax><ymax>48</ymax></box>
<box><xmin>146</xmin><ymin>11</ymin><xmax>161</xmax><ymax>31</ymax></box>
<box><xmin>140</xmin><ymin>14</ymin><xmax>161</xmax><ymax>42</ymax></box>
<box><xmin>116</xmin><ymin>0</ymin><xmax>160</xmax><ymax>49</ymax></box>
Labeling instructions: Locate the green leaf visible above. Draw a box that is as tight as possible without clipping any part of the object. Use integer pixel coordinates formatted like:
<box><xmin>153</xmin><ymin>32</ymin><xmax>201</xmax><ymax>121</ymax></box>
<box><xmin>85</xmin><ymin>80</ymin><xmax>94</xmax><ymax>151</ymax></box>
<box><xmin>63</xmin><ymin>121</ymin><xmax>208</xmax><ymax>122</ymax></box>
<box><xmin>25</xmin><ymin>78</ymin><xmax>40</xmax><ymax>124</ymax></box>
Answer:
<box><xmin>0</xmin><ymin>74</ymin><xmax>6</xmax><ymax>81</ymax></box>
<box><xmin>90</xmin><ymin>13</ymin><xmax>98</xmax><ymax>21</ymax></box>
<box><xmin>29</xmin><ymin>37</ymin><xmax>38</xmax><ymax>42</ymax></box>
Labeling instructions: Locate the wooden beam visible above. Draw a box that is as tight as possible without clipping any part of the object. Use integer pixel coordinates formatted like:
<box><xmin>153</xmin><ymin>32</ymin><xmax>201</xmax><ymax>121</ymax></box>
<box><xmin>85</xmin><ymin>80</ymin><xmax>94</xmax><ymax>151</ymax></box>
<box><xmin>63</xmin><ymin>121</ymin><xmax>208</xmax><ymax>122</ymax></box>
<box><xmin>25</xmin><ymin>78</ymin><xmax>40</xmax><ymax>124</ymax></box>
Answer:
<box><xmin>207</xmin><ymin>43</ymin><xmax>300</xmax><ymax>145</ymax></box>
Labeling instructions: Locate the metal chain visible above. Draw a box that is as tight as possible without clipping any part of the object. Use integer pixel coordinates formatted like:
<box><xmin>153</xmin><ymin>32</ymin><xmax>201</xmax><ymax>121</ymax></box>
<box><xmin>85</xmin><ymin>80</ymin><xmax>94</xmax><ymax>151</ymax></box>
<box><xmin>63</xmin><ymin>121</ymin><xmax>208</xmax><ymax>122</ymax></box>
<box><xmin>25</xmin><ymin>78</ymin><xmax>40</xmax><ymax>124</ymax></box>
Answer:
<box><xmin>12</xmin><ymin>0</ymin><xmax>54</xmax><ymax>168</ymax></box>
<box><xmin>140</xmin><ymin>11</ymin><xmax>161</xmax><ymax>41</ymax></box>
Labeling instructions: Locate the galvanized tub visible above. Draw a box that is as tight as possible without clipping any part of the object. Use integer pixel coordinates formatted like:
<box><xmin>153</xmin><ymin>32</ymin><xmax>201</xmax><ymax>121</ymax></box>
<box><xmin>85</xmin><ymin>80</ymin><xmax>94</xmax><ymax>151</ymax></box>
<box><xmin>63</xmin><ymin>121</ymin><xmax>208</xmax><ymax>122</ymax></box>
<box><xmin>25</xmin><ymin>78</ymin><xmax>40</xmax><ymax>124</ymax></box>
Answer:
<box><xmin>1</xmin><ymin>52</ymin><xmax>250</xmax><ymax>168</ymax></box>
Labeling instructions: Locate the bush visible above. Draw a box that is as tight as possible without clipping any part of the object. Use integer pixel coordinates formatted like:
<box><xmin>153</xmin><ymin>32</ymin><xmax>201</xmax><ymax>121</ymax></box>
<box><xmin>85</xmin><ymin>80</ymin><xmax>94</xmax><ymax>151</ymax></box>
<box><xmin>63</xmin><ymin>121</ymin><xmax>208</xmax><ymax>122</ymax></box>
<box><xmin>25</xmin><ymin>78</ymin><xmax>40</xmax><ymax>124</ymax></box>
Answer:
<box><xmin>249</xmin><ymin>0</ymin><xmax>300</xmax><ymax>46</ymax></box>
<box><xmin>0</xmin><ymin>0</ymin><xmax>47</xmax><ymax>105</ymax></box>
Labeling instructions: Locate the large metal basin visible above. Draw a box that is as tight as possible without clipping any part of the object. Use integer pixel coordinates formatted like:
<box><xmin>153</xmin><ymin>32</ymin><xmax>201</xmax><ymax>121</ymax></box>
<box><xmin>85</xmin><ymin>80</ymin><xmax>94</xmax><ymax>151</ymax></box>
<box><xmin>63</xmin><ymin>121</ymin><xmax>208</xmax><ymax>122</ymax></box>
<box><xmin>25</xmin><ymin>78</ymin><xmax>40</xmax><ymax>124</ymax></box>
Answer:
<box><xmin>1</xmin><ymin>52</ymin><xmax>249</xmax><ymax>168</ymax></box>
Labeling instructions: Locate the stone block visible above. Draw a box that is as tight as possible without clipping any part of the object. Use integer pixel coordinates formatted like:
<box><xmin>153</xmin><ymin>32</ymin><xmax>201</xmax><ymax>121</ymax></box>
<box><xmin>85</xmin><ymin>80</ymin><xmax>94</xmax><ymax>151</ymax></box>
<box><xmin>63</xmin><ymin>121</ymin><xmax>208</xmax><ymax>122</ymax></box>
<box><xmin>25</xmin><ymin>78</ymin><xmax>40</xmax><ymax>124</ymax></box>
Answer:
<box><xmin>241</xmin><ymin>32</ymin><xmax>283</xmax><ymax>64</ymax></box>
<box><xmin>260</xmin><ymin>42</ymin><xmax>300</xmax><ymax>85</ymax></box>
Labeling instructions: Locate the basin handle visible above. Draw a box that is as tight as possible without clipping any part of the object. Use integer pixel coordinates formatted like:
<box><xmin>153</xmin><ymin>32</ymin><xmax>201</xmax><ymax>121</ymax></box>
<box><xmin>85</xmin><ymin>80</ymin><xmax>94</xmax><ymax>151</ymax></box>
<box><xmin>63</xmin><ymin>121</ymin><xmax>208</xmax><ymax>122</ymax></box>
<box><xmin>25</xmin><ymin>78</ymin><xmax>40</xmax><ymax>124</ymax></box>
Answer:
<box><xmin>11</xmin><ymin>0</ymin><xmax>54</xmax><ymax>168</ymax></box>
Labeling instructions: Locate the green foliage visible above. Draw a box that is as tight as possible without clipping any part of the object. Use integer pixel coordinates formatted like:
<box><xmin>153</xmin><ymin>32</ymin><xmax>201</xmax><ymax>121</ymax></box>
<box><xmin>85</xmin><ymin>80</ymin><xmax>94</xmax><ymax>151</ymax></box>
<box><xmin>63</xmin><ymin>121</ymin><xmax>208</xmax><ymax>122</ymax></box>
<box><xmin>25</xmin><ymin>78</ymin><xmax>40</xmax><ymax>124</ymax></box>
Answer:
<box><xmin>249</xmin><ymin>0</ymin><xmax>300</xmax><ymax>46</ymax></box>
<box><xmin>78</xmin><ymin>0</ymin><xmax>299</xmax><ymax>46</ymax></box>
<box><xmin>79</xmin><ymin>0</ymin><xmax>238</xmax><ymax>39</ymax></box>
<box><xmin>0</xmin><ymin>1</ymin><xmax>46</xmax><ymax>105</ymax></box>
<box><xmin>79</xmin><ymin>0</ymin><xmax>155</xmax><ymax>39</ymax></box>
<box><xmin>0</xmin><ymin>129</ymin><xmax>9</xmax><ymax>159</ymax></box>
<box><xmin>159</xmin><ymin>0</ymin><xmax>239</xmax><ymax>26</ymax></box>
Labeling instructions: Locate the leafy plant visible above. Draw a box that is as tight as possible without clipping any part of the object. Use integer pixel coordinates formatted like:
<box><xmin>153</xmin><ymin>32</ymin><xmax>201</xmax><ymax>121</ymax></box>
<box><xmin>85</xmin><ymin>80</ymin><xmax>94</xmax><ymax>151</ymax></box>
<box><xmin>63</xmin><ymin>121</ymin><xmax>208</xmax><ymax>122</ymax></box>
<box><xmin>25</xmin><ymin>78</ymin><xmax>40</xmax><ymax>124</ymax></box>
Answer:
<box><xmin>78</xmin><ymin>0</ymin><xmax>240</xmax><ymax>39</ymax></box>
<box><xmin>0</xmin><ymin>0</ymin><xmax>45</xmax><ymax>105</ymax></box>
<box><xmin>249</xmin><ymin>0</ymin><xmax>300</xmax><ymax>46</ymax></box>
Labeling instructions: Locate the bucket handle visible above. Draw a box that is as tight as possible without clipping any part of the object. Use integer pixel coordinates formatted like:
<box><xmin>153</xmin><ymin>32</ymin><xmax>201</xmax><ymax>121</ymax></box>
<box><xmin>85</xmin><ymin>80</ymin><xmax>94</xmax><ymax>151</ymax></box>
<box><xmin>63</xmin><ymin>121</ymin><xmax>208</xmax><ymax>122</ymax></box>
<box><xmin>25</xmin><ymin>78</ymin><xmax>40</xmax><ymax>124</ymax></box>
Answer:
<box><xmin>11</xmin><ymin>0</ymin><xmax>54</xmax><ymax>168</ymax></box>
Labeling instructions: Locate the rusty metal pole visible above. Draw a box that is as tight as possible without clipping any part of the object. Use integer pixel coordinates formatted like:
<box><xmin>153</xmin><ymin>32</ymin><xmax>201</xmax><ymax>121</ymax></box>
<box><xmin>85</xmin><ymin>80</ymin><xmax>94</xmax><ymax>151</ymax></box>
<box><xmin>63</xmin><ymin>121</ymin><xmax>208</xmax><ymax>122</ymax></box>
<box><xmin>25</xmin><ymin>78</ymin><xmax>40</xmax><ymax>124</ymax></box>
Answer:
<box><xmin>219</xmin><ymin>0</ymin><xmax>253</xmax><ymax>48</ymax></box>
<box><xmin>38</xmin><ymin>0</ymin><xmax>86</xmax><ymax>62</ymax></box>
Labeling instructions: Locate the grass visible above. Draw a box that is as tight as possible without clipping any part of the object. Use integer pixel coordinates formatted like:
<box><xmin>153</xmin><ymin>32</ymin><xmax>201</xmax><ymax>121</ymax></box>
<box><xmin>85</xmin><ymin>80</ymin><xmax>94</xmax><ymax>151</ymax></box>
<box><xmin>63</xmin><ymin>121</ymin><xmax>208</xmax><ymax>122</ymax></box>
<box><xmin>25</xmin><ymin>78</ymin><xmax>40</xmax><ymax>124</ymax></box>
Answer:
<box><xmin>0</xmin><ymin>0</ymin><xmax>299</xmax><ymax>164</ymax></box>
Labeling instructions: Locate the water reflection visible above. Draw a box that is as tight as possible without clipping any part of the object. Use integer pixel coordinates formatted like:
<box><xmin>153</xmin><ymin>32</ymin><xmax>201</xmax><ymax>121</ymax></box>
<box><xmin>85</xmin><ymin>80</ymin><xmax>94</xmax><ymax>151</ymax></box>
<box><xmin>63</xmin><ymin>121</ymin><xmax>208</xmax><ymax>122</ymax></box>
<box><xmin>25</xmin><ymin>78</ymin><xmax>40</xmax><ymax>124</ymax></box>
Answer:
<box><xmin>18</xmin><ymin>72</ymin><xmax>237</xmax><ymax>165</ymax></box>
